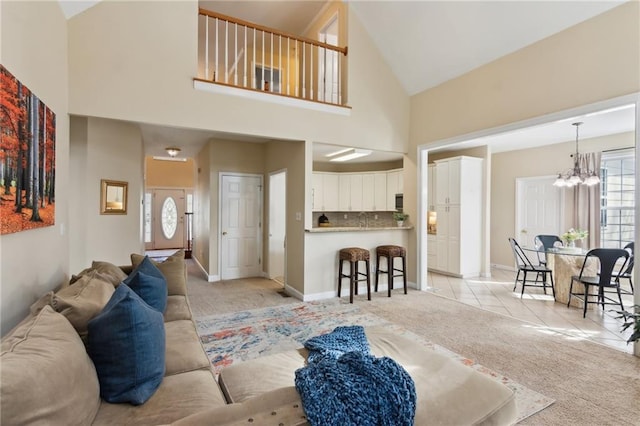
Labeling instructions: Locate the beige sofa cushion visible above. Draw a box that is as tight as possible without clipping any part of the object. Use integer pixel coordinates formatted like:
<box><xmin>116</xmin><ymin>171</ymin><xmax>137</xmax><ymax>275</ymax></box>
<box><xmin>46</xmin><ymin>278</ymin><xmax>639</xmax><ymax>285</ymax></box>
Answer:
<box><xmin>165</xmin><ymin>295</ymin><xmax>192</xmax><ymax>322</ymax></box>
<box><xmin>131</xmin><ymin>250</ymin><xmax>187</xmax><ymax>296</ymax></box>
<box><xmin>52</xmin><ymin>271</ymin><xmax>115</xmax><ymax>340</ymax></box>
<box><xmin>165</xmin><ymin>320</ymin><xmax>211</xmax><ymax>376</ymax></box>
<box><xmin>71</xmin><ymin>260</ymin><xmax>127</xmax><ymax>287</ymax></box>
<box><xmin>92</xmin><ymin>369</ymin><xmax>227</xmax><ymax>426</ymax></box>
<box><xmin>171</xmin><ymin>387</ymin><xmax>307</xmax><ymax>426</ymax></box>
<box><xmin>0</xmin><ymin>306</ymin><xmax>101</xmax><ymax>425</ymax></box>
<box><xmin>219</xmin><ymin>327</ymin><xmax>517</xmax><ymax>426</ymax></box>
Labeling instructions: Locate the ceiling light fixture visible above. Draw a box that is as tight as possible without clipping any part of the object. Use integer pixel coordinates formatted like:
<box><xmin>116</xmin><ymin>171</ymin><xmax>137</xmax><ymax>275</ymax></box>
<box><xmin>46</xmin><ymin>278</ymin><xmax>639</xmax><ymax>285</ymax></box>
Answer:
<box><xmin>165</xmin><ymin>147</ymin><xmax>181</xmax><ymax>157</ymax></box>
<box><xmin>553</xmin><ymin>122</ymin><xmax>600</xmax><ymax>187</ymax></box>
<box><xmin>327</xmin><ymin>148</ymin><xmax>372</xmax><ymax>162</ymax></box>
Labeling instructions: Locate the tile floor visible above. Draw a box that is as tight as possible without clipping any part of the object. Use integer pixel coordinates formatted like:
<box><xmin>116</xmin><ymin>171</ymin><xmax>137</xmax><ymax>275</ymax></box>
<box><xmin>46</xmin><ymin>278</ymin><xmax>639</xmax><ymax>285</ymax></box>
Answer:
<box><xmin>426</xmin><ymin>267</ymin><xmax>635</xmax><ymax>353</ymax></box>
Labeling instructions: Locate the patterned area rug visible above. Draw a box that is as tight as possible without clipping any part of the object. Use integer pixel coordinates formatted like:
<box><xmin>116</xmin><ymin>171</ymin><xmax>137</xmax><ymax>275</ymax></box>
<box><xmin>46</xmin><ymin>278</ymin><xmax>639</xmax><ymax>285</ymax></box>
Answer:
<box><xmin>196</xmin><ymin>299</ymin><xmax>555</xmax><ymax>423</ymax></box>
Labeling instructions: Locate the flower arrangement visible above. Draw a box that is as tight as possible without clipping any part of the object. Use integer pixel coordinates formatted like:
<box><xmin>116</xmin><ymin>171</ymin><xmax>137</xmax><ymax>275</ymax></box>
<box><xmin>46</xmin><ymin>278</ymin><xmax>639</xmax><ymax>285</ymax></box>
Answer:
<box><xmin>561</xmin><ymin>228</ymin><xmax>588</xmax><ymax>243</ymax></box>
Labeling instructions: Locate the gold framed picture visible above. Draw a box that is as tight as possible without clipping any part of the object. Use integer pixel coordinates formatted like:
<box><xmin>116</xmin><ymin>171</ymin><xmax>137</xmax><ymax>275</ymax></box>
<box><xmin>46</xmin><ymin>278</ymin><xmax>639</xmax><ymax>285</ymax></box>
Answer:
<box><xmin>100</xmin><ymin>179</ymin><xmax>128</xmax><ymax>215</ymax></box>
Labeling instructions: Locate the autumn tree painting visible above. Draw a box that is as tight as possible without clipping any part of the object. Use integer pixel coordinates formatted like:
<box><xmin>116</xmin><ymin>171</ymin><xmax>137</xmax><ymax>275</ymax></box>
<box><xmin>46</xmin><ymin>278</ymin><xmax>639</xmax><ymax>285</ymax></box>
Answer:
<box><xmin>1</xmin><ymin>64</ymin><xmax>56</xmax><ymax>235</ymax></box>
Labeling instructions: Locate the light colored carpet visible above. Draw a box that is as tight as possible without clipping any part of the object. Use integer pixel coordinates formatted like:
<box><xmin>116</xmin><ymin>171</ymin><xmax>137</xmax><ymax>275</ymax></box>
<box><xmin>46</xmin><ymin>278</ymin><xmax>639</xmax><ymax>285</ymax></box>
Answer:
<box><xmin>196</xmin><ymin>300</ymin><xmax>554</xmax><ymax>423</ymax></box>
<box><xmin>186</xmin><ymin>266</ymin><xmax>640</xmax><ymax>425</ymax></box>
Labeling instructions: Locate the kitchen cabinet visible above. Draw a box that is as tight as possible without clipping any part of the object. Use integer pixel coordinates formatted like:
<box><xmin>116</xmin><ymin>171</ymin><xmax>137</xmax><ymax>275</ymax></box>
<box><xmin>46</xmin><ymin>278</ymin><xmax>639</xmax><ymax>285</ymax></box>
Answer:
<box><xmin>313</xmin><ymin>169</ymin><xmax>401</xmax><ymax>212</ymax></box>
<box><xmin>386</xmin><ymin>169</ymin><xmax>403</xmax><ymax>210</ymax></box>
<box><xmin>338</xmin><ymin>174</ymin><xmax>363</xmax><ymax>211</ymax></box>
<box><xmin>312</xmin><ymin>172</ymin><xmax>339</xmax><ymax>211</ymax></box>
<box><xmin>433</xmin><ymin>156</ymin><xmax>483</xmax><ymax>277</ymax></box>
<box><xmin>362</xmin><ymin>172</ymin><xmax>387</xmax><ymax>211</ymax></box>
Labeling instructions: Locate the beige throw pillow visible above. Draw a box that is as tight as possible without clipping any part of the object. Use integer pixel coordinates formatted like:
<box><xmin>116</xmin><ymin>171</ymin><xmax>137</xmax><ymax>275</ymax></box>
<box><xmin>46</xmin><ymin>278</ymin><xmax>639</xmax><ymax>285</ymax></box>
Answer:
<box><xmin>131</xmin><ymin>250</ymin><xmax>187</xmax><ymax>296</ymax></box>
<box><xmin>70</xmin><ymin>260</ymin><xmax>127</xmax><ymax>287</ymax></box>
<box><xmin>52</xmin><ymin>270</ymin><xmax>115</xmax><ymax>340</ymax></box>
<box><xmin>0</xmin><ymin>306</ymin><xmax>101</xmax><ymax>425</ymax></box>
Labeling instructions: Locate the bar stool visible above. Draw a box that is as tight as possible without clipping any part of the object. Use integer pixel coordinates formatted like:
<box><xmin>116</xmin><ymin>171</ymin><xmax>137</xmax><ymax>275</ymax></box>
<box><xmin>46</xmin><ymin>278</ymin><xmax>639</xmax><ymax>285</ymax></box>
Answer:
<box><xmin>375</xmin><ymin>245</ymin><xmax>407</xmax><ymax>297</ymax></box>
<box><xmin>338</xmin><ymin>247</ymin><xmax>371</xmax><ymax>303</ymax></box>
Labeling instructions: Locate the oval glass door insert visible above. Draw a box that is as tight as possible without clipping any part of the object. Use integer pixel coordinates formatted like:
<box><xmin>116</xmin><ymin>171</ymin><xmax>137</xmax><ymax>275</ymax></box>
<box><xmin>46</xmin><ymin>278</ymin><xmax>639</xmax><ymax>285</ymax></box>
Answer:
<box><xmin>161</xmin><ymin>197</ymin><xmax>178</xmax><ymax>239</ymax></box>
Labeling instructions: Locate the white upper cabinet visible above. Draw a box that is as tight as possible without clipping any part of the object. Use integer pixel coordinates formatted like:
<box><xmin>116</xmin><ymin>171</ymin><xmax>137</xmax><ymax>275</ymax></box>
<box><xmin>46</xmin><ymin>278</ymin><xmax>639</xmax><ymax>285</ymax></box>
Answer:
<box><xmin>386</xmin><ymin>169</ymin><xmax>403</xmax><ymax>210</ymax></box>
<box><xmin>313</xmin><ymin>169</ymin><xmax>401</xmax><ymax>212</ymax></box>
<box><xmin>312</xmin><ymin>172</ymin><xmax>339</xmax><ymax>211</ymax></box>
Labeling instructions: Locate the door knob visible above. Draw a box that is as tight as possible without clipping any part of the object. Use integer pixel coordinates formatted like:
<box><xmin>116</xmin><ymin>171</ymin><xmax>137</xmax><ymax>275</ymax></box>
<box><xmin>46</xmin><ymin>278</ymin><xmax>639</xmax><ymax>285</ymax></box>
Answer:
<box><xmin>222</xmin><ymin>231</ymin><xmax>227</xmax><ymax>235</ymax></box>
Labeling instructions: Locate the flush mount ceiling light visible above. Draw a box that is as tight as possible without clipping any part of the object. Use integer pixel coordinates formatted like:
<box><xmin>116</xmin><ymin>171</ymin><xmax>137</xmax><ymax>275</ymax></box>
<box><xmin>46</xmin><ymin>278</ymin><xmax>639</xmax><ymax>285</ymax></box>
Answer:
<box><xmin>553</xmin><ymin>122</ymin><xmax>600</xmax><ymax>187</ymax></box>
<box><xmin>326</xmin><ymin>148</ymin><xmax>373</xmax><ymax>162</ymax></box>
<box><xmin>165</xmin><ymin>147</ymin><xmax>181</xmax><ymax>157</ymax></box>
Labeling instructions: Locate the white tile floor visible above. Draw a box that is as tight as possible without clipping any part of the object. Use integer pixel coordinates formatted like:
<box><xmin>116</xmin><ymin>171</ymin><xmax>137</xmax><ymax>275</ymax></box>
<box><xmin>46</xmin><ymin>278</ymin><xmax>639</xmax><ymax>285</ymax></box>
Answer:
<box><xmin>426</xmin><ymin>267</ymin><xmax>635</xmax><ymax>353</ymax></box>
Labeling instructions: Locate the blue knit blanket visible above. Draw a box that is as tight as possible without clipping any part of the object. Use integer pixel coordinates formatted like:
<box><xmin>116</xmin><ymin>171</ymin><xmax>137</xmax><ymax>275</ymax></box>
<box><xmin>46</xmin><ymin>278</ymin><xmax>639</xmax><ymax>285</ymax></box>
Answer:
<box><xmin>294</xmin><ymin>326</ymin><xmax>416</xmax><ymax>426</ymax></box>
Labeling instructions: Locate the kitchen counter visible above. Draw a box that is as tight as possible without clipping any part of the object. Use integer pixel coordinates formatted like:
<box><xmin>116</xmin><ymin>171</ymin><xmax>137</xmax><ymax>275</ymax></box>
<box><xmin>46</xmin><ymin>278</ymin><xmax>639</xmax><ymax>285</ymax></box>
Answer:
<box><xmin>306</xmin><ymin>226</ymin><xmax>413</xmax><ymax>233</ymax></box>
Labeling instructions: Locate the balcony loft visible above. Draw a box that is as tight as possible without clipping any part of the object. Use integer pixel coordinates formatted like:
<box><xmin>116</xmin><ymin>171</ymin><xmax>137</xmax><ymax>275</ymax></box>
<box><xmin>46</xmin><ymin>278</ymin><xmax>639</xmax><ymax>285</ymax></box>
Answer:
<box><xmin>194</xmin><ymin>8</ymin><xmax>350</xmax><ymax>114</ymax></box>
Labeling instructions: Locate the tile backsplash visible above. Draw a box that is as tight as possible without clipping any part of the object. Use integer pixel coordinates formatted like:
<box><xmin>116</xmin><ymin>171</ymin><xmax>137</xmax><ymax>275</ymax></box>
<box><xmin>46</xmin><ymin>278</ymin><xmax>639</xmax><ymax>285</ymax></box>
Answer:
<box><xmin>313</xmin><ymin>211</ymin><xmax>401</xmax><ymax>228</ymax></box>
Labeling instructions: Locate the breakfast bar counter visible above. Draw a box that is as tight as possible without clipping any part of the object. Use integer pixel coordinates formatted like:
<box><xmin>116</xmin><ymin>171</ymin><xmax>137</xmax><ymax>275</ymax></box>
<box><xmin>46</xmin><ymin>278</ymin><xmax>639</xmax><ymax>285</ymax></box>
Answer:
<box><xmin>306</xmin><ymin>226</ymin><xmax>413</xmax><ymax>233</ymax></box>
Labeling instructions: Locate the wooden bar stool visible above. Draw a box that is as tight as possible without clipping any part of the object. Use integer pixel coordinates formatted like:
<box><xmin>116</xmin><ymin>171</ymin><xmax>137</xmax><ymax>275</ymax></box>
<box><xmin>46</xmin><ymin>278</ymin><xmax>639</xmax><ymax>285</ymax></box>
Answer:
<box><xmin>338</xmin><ymin>247</ymin><xmax>371</xmax><ymax>303</ymax></box>
<box><xmin>375</xmin><ymin>245</ymin><xmax>407</xmax><ymax>297</ymax></box>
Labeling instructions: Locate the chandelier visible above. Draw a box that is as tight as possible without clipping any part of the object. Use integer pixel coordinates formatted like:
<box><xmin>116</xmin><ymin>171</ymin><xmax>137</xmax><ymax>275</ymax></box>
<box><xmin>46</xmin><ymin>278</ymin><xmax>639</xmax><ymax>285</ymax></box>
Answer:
<box><xmin>553</xmin><ymin>122</ymin><xmax>600</xmax><ymax>187</ymax></box>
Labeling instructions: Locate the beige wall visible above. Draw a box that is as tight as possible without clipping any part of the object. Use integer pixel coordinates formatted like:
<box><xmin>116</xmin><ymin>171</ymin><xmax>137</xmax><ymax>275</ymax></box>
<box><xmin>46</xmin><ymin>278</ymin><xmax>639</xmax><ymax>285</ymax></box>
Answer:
<box><xmin>146</xmin><ymin>157</ymin><xmax>195</xmax><ymax>188</ymax></box>
<box><xmin>69</xmin><ymin>117</ymin><xmax>145</xmax><ymax>271</ymax></box>
<box><xmin>194</xmin><ymin>144</ymin><xmax>212</xmax><ymax>273</ymax></box>
<box><xmin>265</xmin><ymin>141</ymin><xmax>306</xmax><ymax>293</ymax></box>
<box><xmin>491</xmin><ymin>132</ymin><xmax>635</xmax><ymax>268</ymax></box>
<box><xmin>68</xmin><ymin>0</ymin><xmax>409</xmax><ymax>154</ymax></box>
<box><xmin>0</xmin><ymin>0</ymin><xmax>69</xmax><ymax>335</ymax></box>
<box><xmin>410</xmin><ymin>2</ymin><xmax>639</xmax><ymax>285</ymax></box>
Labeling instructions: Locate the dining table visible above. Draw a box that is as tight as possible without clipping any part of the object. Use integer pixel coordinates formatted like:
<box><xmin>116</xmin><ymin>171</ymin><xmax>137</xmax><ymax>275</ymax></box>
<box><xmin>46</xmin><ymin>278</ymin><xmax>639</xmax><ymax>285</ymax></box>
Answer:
<box><xmin>523</xmin><ymin>245</ymin><xmax>599</xmax><ymax>309</ymax></box>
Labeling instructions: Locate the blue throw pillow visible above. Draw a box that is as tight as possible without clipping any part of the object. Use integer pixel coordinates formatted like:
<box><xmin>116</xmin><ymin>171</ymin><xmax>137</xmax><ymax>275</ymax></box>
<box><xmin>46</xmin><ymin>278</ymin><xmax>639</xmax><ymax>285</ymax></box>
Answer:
<box><xmin>88</xmin><ymin>284</ymin><xmax>165</xmax><ymax>405</ymax></box>
<box><xmin>123</xmin><ymin>256</ymin><xmax>167</xmax><ymax>313</ymax></box>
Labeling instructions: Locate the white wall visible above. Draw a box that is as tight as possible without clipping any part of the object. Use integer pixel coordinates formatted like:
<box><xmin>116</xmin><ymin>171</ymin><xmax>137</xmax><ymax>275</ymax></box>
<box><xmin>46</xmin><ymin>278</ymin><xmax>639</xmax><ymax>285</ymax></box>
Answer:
<box><xmin>0</xmin><ymin>0</ymin><xmax>69</xmax><ymax>335</ymax></box>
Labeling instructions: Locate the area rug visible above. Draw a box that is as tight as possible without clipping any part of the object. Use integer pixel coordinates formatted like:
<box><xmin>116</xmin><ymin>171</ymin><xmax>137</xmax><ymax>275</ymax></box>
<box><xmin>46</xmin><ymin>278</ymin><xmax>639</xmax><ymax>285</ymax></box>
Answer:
<box><xmin>196</xmin><ymin>299</ymin><xmax>555</xmax><ymax>423</ymax></box>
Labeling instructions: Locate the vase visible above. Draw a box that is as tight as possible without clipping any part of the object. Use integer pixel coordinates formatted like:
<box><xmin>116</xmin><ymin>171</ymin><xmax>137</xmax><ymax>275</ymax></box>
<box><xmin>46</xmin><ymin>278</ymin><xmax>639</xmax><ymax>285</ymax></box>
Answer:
<box><xmin>397</xmin><ymin>221</ymin><xmax>404</xmax><ymax>227</ymax></box>
<box><xmin>567</xmin><ymin>241</ymin><xmax>575</xmax><ymax>248</ymax></box>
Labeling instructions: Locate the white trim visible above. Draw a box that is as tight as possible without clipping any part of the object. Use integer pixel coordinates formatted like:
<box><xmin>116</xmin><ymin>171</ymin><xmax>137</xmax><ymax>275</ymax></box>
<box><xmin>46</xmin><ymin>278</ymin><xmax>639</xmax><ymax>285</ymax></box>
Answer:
<box><xmin>284</xmin><ymin>284</ymin><xmax>305</xmax><ymax>300</ymax></box>
<box><xmin>491</xmin><ymin>263</ymin><xmax>517</xmax><ymax>272</ymax></box>
<box><xmin>194</xmin><ymin>80</ymin><xmax>350</xmax><ymax>116</ymax></box>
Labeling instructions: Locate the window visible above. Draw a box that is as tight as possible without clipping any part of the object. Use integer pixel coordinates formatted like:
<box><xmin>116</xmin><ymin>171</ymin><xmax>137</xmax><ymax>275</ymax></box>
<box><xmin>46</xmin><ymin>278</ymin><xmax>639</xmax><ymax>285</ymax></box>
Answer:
<box><xmin>600</xmin><ymin>149</ymin><xmax>635</xmax><ymax>248</ymax></box>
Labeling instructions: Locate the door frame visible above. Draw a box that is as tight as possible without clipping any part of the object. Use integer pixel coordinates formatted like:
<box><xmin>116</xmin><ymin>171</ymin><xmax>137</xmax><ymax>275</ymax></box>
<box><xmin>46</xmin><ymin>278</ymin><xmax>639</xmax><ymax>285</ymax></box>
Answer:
<box><xmin>145</xmin><ymin>186</ymin><xmax>191</xmax><ymax>250</ymax></box>
<box><xmin>268</xmin><ymin>169</ymin><xmax>287</xmax><ymax>283</ymax></box>
<box><xmin>217</xmin><ymin>172</ymin><xmax>264</xmax><ymax>280</ymax></box>
<box><xmin>515</xmin><ymin>175</ymin><xmax>565</xmax><ymax>248</ymax></box>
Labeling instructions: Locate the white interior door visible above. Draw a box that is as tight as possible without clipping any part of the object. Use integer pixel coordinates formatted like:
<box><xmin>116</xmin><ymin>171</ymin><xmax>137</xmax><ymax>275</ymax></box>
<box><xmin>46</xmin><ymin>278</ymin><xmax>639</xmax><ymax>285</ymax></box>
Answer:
<box><xmin>220</xmin><ymin>174</ymin><xmax>263</xmax><ymax>280</ymax></box>
<box><xmin>516</xmin><ymin>176</ymin><xmax>563</xmax><ymax>247</ymax></box>
<box><xmin>152</xmin><ymin>189</ymin><xmax>185</xmax><ymax>249</ymax></box>
<box><xmin>268</xmin><ymin>171</ymin><xmax>286</xmax><ymax>282</ymax></box>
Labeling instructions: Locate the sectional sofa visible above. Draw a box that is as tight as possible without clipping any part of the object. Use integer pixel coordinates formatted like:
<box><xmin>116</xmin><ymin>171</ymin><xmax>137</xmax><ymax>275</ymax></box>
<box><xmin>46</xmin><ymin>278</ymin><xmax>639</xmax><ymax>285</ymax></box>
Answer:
<box><xmin>0</xmin><ymin>251</ymin><xmax>518</xmax><ymax>425</ymax></box>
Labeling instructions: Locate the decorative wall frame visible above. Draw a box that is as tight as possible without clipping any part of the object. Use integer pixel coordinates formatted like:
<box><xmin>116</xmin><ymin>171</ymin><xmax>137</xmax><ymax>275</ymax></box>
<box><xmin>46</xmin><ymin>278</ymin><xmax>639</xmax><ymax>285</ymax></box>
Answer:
<box><xmin>0</xmin><ymin>64</ymin><xmax>57</xmax><ymax>235</ymax></box>
<box><xmin>100</xmin><ymin>179</ymin><xmax>128</xmax><ymax>215</ymax></box>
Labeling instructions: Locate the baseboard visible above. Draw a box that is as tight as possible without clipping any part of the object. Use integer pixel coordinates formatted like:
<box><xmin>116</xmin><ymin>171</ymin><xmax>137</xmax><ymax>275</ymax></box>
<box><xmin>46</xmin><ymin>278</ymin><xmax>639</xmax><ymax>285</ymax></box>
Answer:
<box><xmin>492</xmin><ymin>263</ymin><xmax>516</xmax><ymax>272</ymax></box>
<box><xmin>191</xmin><ymin>256</ymin><xmax>219</xmax><ymax>282</ymax></box>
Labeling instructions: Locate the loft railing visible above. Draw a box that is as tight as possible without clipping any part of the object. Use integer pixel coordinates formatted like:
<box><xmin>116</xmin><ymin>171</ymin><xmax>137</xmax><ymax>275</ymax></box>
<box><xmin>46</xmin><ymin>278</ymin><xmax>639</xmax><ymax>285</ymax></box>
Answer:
<box><xmin>196</xmin><ymin>9</ymin><xmax>348</xmax><ymax>107</ymax></box>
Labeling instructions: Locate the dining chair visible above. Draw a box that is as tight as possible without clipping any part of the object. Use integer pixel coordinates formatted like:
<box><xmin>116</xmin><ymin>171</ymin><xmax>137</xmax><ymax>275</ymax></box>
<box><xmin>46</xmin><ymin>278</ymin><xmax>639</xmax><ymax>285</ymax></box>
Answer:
<box><xmin>533</xmin><ymin>235</ymin><xmax>563</xmax><ymax>267</ymax></box>
<box><xmin>617</xmin><ymin>242</ymin><xmax>634</xmax><ymax>294</ymax></box>
<box><xmin>567</xmin><ymin>248</ymin><xmax>629</xmax><ymax>318</ymax></box>
<box><xmin>508</xmin><ymin>238</ymin><xmax>555</xmax><ymax>298</ymax></box>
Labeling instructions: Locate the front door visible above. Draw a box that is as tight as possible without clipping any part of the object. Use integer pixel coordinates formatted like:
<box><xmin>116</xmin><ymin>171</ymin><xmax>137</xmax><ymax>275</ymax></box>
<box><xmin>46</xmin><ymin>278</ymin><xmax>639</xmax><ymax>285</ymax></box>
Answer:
<box><xmin>152</xmin><ymin>189</ymin><xmax>185</xmax><ymax>249</ymax></box>
<box><xmin>516</xmin><ymin>176</ymin><xmax>563</xmax><ymax>247</ymax></box>
<box><xmin>220</xmin><ymin>174</ymin><xmax>263</xmax><ymax>280</ymax></box>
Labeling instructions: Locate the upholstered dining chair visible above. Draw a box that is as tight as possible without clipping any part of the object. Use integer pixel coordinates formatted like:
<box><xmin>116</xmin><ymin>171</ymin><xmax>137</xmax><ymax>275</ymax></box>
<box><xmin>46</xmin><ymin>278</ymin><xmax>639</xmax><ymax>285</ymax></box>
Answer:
<box><xmin>534</xmin><ymin>235</ymin><xmax>563</xmax><ymax>267</ymax></box>
<box><xmin>508</xmin><ymin>238</ymin><xmax>555</xmax><ymax>298</ymax></box>
<box><xmin>567</xmin><ymin>248</ymin><xmax>629</xmax><ymax>318</ymax></box>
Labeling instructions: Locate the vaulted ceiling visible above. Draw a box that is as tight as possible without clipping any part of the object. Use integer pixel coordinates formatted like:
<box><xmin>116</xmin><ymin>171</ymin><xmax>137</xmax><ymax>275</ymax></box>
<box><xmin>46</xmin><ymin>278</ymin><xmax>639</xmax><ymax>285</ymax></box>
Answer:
<box><xmin>58</xmin><ymin>1</ymin><xmax>634</xmax><ymax>158</ymax></box>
